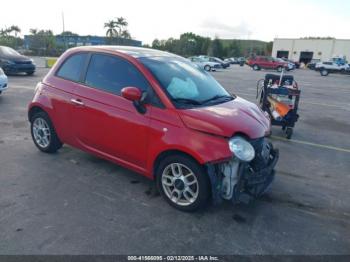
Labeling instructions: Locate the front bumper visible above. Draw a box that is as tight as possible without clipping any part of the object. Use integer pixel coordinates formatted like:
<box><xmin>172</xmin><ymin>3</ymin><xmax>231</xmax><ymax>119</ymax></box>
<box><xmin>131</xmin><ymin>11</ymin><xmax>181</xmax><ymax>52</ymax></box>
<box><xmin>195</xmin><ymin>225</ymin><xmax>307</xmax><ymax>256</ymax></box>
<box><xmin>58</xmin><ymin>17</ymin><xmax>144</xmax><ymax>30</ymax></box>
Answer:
<box><xmin>206</xmin><ymin>138</ymin><xmax>279</xmax><ymax>204</ymax></box>
<box><xmin>0</xmin><ymin>76</ymin><xmax>8</xmax><ymax>91</ymax></box>
<box><xmin>3</xmin><ymin>64</ymin><xmax>36</xmax><ymax>74</ymax></box>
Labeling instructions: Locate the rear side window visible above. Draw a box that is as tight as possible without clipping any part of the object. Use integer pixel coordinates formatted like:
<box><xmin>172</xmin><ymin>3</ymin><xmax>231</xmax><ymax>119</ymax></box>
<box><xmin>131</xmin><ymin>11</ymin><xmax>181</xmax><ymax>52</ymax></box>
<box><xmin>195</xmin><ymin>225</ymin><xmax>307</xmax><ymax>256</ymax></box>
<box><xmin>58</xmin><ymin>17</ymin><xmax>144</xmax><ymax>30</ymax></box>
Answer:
<box><xmin>56</xmin><ymin>53</ymin><xmax>88</xmax><ymax>82</ymax></box>
<box><xmin>84</xmin><ymin>53</ymin><xmax>149</xmax><ymax>95</ymax></box>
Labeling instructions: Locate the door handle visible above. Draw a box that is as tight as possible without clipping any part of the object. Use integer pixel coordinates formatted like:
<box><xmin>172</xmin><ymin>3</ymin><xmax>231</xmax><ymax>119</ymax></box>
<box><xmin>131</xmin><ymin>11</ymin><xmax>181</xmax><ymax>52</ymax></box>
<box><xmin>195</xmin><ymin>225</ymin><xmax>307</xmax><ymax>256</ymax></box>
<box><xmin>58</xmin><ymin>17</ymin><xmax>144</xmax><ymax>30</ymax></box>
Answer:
<box><xmin>70</xmin><ymin>98</ymin><xmax>84</xmax><ymax>106</ymax></box>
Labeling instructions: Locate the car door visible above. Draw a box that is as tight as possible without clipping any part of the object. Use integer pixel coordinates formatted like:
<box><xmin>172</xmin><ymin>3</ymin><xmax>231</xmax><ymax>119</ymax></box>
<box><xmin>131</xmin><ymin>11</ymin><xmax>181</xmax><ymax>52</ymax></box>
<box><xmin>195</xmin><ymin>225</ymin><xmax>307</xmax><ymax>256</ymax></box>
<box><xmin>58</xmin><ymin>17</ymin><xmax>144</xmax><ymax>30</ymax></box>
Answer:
<box><xmin>50</xmin><ymin>52</ymin><xmax>90</xmax><ymax>145</ymax></box>
<box><xmin>71</xmin><ymin>53</ymin><xmax>152</xmax><ymax>170</ymax></box>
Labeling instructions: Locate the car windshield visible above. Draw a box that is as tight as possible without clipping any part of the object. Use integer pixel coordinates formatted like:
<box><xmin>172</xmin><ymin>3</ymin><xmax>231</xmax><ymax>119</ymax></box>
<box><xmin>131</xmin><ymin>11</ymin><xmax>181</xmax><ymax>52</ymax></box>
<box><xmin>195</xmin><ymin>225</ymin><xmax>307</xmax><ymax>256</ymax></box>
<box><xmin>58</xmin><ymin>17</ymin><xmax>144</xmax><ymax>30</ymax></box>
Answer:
<box><xmin>0</xmin><ymin>46</ymin><xmax>21</xmax><ymax>56</ymax></box>
<box><xmin>139</xmin><ymin>56</ymin><xmax>233</xmax><ymax>108</ymax></box>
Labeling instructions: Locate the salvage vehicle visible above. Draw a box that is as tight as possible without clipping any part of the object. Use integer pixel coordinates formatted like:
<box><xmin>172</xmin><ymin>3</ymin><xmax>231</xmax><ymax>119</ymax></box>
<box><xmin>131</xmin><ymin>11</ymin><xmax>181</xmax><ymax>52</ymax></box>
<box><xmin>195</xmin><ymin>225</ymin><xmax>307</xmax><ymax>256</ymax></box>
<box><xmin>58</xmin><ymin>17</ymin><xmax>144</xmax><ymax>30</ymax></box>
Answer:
<box><xmin>0</xmin><ymin>46</ymin><xmax>36</xmax><ymax>75</ymax></box>
<box><xmin>28</xmin><ymin>46</ymin><xmax>279</xmax><ymax>211</ymax></box>
<box><xmin>188</xmin><ymin>56</ymin><xmax>222</xmax><ymax>71</ymax></box>
<box><xmin>0</xmin><ymin>67</ymin><xmax>8</xmax><ymax>94</ymax></box>
<box><xmin>315</xmin><ymin>61</ymin><xmax>350</xmax><ymax>76</ymax></box>
<box><xmin>247</xmin><ymin>56</ymin><xmax>289</xmax><ymax>72</ymax></box>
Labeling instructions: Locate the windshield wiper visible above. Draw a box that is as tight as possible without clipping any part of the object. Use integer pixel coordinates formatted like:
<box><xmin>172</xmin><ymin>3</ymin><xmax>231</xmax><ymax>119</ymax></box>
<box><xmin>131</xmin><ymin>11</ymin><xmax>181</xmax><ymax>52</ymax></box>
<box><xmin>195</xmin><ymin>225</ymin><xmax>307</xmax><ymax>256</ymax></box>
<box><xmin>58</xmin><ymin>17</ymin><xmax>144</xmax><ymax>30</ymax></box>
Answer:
<box><xmin>172</xmin><ymin>98</ymin><xmax>203</xmax><ymax>105</ymax></box>
<box><xmin>200</xmin><ymin>94</ymin><xmax>234</xmax><ymax>104</ymax></box>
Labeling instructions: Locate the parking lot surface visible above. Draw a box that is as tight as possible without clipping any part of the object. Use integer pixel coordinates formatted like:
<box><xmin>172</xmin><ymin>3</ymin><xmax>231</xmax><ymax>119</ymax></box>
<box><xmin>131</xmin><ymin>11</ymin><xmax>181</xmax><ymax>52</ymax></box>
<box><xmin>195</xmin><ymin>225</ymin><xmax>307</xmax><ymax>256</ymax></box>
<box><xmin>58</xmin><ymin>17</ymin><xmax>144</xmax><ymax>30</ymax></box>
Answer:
<box><xmin>0</xmin><ymin>66</ymin><xmax>349</xmax><ymax>254</ymax></box>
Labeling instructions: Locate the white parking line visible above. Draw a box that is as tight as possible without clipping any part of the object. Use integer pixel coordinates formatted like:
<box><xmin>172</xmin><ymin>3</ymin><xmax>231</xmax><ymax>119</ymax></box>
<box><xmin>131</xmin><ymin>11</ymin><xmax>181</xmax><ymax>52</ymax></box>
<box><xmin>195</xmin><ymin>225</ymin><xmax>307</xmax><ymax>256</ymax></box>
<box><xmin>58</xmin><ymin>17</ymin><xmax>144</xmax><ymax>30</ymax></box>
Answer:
<box><xmin>271</xmin><ymin>135</ymin><xmax>350</xmax><ymax>153</ymax></box>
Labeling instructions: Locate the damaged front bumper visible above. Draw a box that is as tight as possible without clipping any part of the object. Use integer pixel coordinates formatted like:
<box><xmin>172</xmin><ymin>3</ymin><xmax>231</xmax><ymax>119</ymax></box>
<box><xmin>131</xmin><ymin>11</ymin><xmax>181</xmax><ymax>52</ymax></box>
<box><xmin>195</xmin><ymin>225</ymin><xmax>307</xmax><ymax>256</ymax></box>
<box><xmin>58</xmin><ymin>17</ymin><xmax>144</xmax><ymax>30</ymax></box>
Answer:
<box><xmin>206</xmin><ymin>138</ymin><xmax>279</xmax><ymax>204</ymax></box>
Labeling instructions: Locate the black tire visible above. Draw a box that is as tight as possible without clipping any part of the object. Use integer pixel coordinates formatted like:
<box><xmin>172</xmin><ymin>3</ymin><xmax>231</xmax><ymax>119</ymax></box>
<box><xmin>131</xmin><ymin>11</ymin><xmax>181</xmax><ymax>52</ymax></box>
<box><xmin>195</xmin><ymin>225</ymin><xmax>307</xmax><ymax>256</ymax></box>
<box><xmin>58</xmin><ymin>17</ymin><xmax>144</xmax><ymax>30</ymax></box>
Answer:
<box><xmin>253</xmin><ymin>64</ymin><xmax>260</xmax><ymax>71</ymax></box>
<box><xmin>156</xmin><ymin>154</ymin><xmax>211</xmax><ymax>212</ymax></box>
<box><xmin>320</xmin><ymin>68</ymin><xmax>329</xmax><ymax>76</ymax></box>
<box><xmin>286</xmin><ymin>127</ymin><xmax>293</xmax><ymax>139</ymax></box>
<box><xmin>204</xmin><ymin>65</ymin><xmax>211</xmax><ymax>72</ymax></box>
<box><xmin>277</xmin><ymin>66</ymin><xmax>283</xmax><ymax>72</ymax></box>
<box><xmin>30</xmin><ymin>111</ymin><xmax>63</xmax><ymax>153</ymax></box>
<box><xmin>26</xmin><ymin>71</ymin><xmax>35</xmax><ymax>76</ymax></box>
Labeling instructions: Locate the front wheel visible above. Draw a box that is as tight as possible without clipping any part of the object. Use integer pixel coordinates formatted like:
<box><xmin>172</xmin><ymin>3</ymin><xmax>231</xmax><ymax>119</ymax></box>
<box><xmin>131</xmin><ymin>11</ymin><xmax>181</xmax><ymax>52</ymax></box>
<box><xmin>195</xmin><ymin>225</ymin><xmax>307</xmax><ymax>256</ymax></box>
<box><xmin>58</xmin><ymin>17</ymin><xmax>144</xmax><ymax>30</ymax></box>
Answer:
<box><xmin>156</xmin><ymin>155</ymin><xmax>211</xmax><ymax>212</ymax></box>
<box><xmin>30</xmin><ymin>111</ymin><xmax>63</xmax><ymax>153</ymax></box>
<box><xmin>277</xmin><ymin>66</ymin><xmax>283</xmax><ymax>72</ymax></box>
<box><xmin>253</xmin><ymin>64</ymin><xmax>260</xmax><ymax>71</ymax></box>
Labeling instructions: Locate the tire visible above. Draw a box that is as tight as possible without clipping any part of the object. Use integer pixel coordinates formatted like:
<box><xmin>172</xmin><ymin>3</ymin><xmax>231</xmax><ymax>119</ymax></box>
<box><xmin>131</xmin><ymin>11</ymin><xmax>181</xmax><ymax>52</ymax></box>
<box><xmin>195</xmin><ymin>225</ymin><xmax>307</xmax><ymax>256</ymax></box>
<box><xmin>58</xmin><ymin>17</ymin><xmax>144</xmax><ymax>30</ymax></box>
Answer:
<box><xmin>204</xmin><ymin>65</ymin><xmax>211</xmax><ymax>72</ymax></box>
<box><xmin>277</xmin><ymin>66</ymin><xmax>283</xmax><ymax>72</ymax></box>
<box><xmin>26</xmin><ymin>71</ymin><xmax>35</xmax><ymax>76</ymax></box>
<box><xmin>156</xmin><ymin>154</ymin><xmax>211</xmax><ymax>212</ymax></box>
<box><xmin>320</xmin><ymin>68</ymin><xmax>329</xmax><ymax>76</ymax></box>
<box><xmin>253</xmin><ymin>64</ymin><xmax>260</xmax><ymax>71</ymax></box>
<box><xmin>286</xmin><ymin>127</ymin><xmax>293</xmax><ymax>139</ymax></box>
<box><xmin>30</xmin><ymin>111</ymin><xmax>63</xmax><ymax>153</ymax></box>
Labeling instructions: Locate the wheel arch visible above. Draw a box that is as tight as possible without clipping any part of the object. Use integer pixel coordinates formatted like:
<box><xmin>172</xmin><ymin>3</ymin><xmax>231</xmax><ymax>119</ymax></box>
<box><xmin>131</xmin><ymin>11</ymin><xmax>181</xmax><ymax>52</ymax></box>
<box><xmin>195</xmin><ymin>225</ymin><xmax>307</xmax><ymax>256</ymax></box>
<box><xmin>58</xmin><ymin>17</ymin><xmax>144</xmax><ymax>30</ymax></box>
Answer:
<box><xmin>28</xmin><ymin>105</ymin><xmax>47</xmax><ymax>122</ymax></box>
<box><xmin>152</xmin><ymin>149</ymin><xmax>203</xmax><ymax>178</ymax></box>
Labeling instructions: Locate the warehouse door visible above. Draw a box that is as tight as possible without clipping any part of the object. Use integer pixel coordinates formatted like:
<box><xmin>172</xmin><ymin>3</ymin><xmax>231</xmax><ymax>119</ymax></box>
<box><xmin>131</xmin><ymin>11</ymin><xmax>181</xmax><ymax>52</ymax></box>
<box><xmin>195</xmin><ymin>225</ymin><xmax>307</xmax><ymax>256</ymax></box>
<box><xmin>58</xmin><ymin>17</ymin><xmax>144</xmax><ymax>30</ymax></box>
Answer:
<box><xmin>277</xmin><ymin>50</ymin><xmax>289</xmax><ymax>59</ymax></box>
<box><xmin>299</xmin><ymin>52</ymin><xmax>313</xmax><ymax>64</ymax></box>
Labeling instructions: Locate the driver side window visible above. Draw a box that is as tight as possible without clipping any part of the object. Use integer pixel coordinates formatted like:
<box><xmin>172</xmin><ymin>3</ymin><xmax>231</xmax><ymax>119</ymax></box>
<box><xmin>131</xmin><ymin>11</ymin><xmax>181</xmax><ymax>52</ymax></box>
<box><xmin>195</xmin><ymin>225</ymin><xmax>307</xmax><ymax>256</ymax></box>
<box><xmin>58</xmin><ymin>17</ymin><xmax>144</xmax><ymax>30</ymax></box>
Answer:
<box><xmin>84</xmin><ymin>53</ymin><xmax>149</xmax><ymax>95</ymax></box>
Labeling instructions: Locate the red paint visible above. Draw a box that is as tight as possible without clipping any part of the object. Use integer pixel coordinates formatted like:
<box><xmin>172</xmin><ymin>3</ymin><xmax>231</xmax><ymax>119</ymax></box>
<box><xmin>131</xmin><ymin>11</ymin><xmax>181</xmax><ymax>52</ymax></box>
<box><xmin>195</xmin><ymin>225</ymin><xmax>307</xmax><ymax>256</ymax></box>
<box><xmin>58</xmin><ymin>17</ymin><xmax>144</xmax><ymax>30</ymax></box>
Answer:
<box><xmin>247</xmin><ymin>56</ymin><xmax>289</xmax><ymax>71</ymax></box>
<box><xmin>28</xmin><ymin>46</ymin><xmax>271</xmax><ymax>179</ymax></box>
<box><xmin>121</xmin><ymin>86</ymin><xmax>142</xmax><ymax>101</ymax></box>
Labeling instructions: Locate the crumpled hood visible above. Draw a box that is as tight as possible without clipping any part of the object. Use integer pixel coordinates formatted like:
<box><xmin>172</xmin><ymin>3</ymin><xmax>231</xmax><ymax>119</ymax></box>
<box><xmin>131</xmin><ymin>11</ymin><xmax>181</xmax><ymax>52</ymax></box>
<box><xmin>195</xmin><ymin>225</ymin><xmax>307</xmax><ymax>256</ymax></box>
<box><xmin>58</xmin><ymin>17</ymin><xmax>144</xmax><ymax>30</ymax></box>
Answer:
<box><xmin>179</xmin><ymin>97</ymin><xmax>270</xmax><ymax>139</ymax></box>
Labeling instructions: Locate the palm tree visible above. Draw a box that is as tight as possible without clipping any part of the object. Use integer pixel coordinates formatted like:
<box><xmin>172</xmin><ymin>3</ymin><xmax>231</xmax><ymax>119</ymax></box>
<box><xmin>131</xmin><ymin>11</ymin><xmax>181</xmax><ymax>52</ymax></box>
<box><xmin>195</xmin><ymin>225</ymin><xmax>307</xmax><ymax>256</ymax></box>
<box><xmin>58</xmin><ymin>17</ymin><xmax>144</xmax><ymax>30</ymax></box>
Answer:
<box><xmin>9</xmin><ymin>25</ymin><xmax>21</xmax><ymax>37</ymax></box>
<box><xmin>104</xmin><ymin>20</ymin><xmax>119</xmax><ymax>37</ymax></box>
<box><xmin>116</xmin><ymin>17</ymin><xmax>128</xmax><ymax>36</ymax></box>
<box><xmin>121</xmin><ymin>30</ymin><xmax>131</xmax><ymax>39</ymax></box>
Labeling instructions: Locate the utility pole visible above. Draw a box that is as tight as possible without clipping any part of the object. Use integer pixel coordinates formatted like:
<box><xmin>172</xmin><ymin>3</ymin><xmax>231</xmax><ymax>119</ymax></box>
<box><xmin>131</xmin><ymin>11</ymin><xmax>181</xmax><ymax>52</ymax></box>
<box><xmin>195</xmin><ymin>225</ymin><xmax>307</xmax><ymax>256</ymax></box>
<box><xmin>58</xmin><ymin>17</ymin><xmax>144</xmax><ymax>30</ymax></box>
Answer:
<box><xmin>62</xmin><ymin>11</ymin><xmax>67</xmax><ymax>49</ymax></box>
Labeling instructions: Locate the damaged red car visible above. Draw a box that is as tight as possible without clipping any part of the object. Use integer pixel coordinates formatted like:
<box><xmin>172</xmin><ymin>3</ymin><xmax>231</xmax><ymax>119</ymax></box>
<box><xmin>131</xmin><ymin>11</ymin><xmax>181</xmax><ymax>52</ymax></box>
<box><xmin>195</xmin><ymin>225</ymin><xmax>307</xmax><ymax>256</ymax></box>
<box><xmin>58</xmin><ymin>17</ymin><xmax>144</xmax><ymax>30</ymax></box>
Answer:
<box><xmin>28</xmin><ymin>46</ymin><xmax>279</xmax><ymax>211</ymax></box>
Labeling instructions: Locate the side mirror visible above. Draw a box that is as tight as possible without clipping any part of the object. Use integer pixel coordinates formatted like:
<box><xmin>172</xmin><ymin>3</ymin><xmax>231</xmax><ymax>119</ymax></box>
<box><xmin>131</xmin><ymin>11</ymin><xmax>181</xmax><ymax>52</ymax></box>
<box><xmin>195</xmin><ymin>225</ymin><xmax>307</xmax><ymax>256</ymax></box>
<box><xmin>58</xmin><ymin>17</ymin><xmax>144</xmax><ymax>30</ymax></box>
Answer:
<box><xmin>121</xmin><ymin>86</ymin><xmax>142</xmax><ymax>102</ymax></box>
<box><xmin>121</xmin><ymin>86</ymin><xmax>147</xmax><ymax>114</ymax></box>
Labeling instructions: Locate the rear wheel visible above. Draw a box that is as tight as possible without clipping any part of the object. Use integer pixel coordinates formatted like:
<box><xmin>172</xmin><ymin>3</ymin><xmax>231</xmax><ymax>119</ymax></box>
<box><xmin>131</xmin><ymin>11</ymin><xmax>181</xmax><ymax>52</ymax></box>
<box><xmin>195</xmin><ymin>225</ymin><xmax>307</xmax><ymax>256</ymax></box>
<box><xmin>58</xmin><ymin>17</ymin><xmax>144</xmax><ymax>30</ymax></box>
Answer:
<box><xmin>156</xmin><ymin>154</ymin><xmax>211</xmax><ymax>212</ymax></box>
<box><xmin>30</xmin><ymin>111</ymin><xmax>62</xmax><ymax>153</ymax></box>
<box><xmin>26</xmin><ymin>71</ymin><xmax>35</xmax><ymax>76</ymax></box>
<box><xmin>277</xmin><ymin>66</ymin><xmax>283</xmax><ymax>72</ymax></box>
<box><xmin>204</xmin><ymin>65</ymin><xmax>211</xmax><ymax>71</ymax></box>
<box><xmin>320</xmin><ymin>68</ymin><xmax>329</xmax><ymax>76</ymax></box>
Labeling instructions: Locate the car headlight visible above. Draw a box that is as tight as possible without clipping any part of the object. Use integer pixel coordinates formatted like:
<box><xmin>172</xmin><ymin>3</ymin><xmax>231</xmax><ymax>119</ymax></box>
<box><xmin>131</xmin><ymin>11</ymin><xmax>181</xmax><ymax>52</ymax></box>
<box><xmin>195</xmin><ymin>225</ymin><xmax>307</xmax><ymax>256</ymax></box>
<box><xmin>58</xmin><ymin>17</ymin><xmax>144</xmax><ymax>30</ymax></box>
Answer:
<box><xmin>228</xmin><ymin>136</ymin><xmax>255</xmax><ymax>162</ymax></box>
<box><xmin>0</xmin><ymin>59</ymin><xmax>15</xmax><ymax>65</ymax></box>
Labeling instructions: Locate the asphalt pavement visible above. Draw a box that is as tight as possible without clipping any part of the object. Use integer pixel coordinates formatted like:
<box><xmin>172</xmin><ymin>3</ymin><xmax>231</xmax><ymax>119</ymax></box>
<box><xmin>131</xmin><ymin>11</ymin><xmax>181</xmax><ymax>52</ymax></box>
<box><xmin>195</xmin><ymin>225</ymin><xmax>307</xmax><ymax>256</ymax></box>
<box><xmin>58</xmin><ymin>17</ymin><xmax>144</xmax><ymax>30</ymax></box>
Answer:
<box><xmin>0</xmin><ymin>66</ymin><xmax>349</xmax><ymax>255</ymax></box>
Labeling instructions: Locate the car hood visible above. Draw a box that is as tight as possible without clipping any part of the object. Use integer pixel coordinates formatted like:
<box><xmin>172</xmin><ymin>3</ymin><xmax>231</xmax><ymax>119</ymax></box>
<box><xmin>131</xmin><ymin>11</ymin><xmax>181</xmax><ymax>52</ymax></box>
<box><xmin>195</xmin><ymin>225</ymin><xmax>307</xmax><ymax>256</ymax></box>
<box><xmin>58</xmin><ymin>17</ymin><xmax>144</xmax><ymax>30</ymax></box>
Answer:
<box><xmin>1</xmin><ymin>53</ymin><xmax>31</xmax><ymax>62</ymax></box>
<box><xmin>179</xmin><ymin>97</ymin><xmax>270</xmax><ymax>139</ymax></box>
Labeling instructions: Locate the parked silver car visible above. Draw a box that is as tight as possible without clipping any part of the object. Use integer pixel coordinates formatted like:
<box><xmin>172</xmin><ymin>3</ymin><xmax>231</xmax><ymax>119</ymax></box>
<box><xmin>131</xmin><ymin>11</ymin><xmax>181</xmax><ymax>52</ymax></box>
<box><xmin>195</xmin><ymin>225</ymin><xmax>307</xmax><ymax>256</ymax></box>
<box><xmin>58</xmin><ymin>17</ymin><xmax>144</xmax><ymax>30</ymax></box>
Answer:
<box><xmin>0</xmin><ymin>67</ymin><xmax>8</xmax><ymax>95</ymax></box>
<box><xmin>188</xmin><ymin>56</ymin><xmax>222</xmax><ymax>71</ymax></box>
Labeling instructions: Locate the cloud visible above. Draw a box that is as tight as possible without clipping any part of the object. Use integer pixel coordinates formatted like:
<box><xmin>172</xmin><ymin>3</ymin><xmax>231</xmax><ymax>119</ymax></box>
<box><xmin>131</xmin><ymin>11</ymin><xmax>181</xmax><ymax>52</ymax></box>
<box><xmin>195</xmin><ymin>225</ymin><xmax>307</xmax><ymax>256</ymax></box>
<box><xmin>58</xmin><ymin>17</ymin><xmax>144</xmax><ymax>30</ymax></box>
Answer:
<box><xmin>199</xmin><ymin>19</ymin><xmax>252</xmax><ymax>39</ymax></box>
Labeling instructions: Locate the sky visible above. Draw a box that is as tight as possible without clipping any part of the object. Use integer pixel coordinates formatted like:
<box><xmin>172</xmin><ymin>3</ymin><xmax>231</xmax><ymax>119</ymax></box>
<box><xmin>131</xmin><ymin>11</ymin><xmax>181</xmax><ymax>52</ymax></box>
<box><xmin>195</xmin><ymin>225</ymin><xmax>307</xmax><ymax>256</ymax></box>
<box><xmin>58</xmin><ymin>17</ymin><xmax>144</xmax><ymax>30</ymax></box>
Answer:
<box><xmin>1</xmin><ymin>0</ymin><xmax>349</xmax><ymax>44</ymax></box>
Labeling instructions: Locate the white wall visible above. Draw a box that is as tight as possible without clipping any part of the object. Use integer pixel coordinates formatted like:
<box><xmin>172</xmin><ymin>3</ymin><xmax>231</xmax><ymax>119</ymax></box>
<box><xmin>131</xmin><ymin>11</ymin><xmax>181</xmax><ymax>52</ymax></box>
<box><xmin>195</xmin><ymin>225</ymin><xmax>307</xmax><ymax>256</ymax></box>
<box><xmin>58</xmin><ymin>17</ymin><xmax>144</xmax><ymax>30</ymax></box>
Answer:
<box><xmin>272</xmin><ymin>38</ymin><xmax>350</xmax><ymax>62</ymax></box>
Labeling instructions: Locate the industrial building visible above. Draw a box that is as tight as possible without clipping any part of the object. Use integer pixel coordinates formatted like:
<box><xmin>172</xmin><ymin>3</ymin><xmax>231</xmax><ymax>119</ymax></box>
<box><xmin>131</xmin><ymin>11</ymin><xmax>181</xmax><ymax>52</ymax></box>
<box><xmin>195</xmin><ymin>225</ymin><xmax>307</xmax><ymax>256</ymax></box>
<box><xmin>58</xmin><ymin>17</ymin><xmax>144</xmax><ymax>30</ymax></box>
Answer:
<box><xmin>272</xmin><ymin>38</ymin><xmax>350</xmax><ymax>63</ymax></box>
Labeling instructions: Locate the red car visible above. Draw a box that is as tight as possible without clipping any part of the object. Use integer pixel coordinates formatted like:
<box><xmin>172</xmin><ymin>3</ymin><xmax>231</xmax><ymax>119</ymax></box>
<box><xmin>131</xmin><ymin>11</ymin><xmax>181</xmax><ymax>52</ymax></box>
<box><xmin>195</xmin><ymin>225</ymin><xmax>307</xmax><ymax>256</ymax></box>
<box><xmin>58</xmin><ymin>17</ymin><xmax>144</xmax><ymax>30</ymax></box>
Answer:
<box><xmin>247</xmin><ymin>56</ymin><xmax>289</xmax><ymax>72</ymax></box>
<box><xmin>28</xmin><ymin>46</ymin><xmax>278</xmax><ymax>211</ymax></box>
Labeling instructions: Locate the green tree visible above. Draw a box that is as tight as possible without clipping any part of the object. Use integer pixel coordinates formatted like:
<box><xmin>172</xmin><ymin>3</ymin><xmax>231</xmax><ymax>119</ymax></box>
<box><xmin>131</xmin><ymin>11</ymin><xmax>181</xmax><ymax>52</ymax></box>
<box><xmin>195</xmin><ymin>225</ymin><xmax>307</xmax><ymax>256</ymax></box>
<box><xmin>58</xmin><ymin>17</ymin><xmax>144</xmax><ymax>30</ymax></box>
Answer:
<box><xmin>209</xmin><ymin>37</ymin><xmax>224</xmax><ymax>58</ymax></box>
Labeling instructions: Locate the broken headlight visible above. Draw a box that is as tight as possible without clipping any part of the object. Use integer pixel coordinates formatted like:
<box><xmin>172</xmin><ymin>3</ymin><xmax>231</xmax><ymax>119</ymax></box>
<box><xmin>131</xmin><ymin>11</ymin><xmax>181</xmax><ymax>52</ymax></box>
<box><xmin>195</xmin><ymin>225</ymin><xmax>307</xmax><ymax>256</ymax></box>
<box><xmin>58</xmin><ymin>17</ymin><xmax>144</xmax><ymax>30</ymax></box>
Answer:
<box><xmin>228</xmin><ymin>136</ymin><xmax>255</xmax><ymax>162</ymax></box>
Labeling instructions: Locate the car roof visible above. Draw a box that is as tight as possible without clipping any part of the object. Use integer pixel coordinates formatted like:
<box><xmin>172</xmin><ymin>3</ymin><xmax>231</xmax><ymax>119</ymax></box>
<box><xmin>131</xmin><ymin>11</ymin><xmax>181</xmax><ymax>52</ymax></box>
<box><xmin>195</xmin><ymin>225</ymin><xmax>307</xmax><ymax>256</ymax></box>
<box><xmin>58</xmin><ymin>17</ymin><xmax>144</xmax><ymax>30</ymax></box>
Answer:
<box><xmin>69</xmin><ymin>45</ymin><xmax>178</xmax><ymax>59</ymax></box>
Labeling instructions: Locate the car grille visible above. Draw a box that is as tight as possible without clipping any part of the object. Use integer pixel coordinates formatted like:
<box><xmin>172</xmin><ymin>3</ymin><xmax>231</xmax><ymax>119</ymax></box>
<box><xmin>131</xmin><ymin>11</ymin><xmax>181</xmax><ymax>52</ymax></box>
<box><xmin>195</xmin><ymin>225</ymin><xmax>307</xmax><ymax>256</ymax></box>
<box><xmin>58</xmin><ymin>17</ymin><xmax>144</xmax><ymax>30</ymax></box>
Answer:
<box><xmin>250</xmin><ymin>137</ymin><xmax>271</xmax><ymax>170</ymax></box>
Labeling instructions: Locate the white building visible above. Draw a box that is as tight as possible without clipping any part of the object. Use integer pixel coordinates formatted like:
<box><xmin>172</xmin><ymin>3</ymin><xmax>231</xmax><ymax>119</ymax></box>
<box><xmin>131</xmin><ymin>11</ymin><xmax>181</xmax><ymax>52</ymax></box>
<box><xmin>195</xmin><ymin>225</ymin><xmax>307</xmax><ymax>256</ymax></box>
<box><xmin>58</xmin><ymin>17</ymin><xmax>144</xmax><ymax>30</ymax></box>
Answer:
<box><xmin>272</xmin><ymin>38</ymin><xmax>350</xmax><ymax>63</ymax></box>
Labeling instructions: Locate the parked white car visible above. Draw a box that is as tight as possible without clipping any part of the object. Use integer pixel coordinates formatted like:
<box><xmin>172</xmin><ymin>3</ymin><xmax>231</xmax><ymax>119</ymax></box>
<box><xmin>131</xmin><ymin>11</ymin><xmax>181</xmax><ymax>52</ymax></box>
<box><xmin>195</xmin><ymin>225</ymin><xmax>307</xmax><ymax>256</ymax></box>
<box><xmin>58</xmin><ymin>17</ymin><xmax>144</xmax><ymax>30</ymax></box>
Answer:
<box><xmin>315</xmin><ymin>61</ymin><xmax>350</xmax><ymax>76</ymax></box>
<box><xmin>0</xmin><ymin>68</ymin><xmax>8</xmax><ymax>94</ymax></box>
<box><xmin>188</xmin><ymin>56</ymin><xmax>222</xmax><ymax>71</ymax></box>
